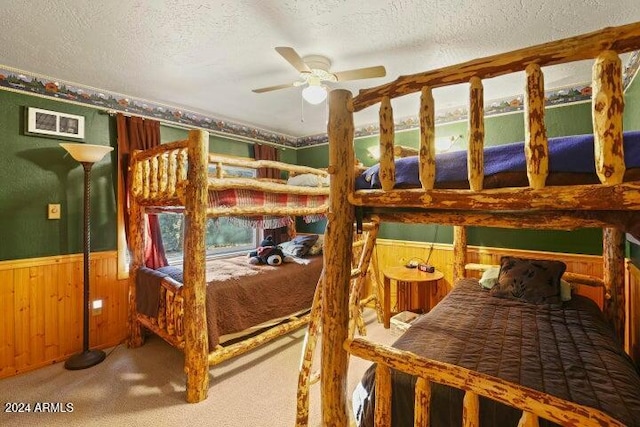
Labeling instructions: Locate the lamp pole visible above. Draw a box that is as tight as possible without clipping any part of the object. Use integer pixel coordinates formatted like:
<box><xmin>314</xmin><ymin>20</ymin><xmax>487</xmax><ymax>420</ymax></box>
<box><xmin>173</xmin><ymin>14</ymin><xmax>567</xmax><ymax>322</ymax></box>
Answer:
<box><xmin>60</xmin><ymin>143</ymin><xmax>113</xmax><ymax>370</ymax></box>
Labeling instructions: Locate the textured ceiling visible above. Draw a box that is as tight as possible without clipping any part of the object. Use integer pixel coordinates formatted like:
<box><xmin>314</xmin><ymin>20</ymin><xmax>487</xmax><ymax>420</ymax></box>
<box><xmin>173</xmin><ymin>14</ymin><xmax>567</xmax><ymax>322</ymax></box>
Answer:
<box><xmin>1</xmin><ymin>0</ymin><xmax>640</xmax><ymax>139</ymax></box>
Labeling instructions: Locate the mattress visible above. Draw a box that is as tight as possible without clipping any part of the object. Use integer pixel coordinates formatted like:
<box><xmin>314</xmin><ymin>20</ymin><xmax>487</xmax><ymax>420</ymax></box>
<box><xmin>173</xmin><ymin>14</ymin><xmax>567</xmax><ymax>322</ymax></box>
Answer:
<box><xmin>356</xmin><ymin>131</ymin><xmax>640</xmax><ymax>190</ymax></box>
<box><xmin>137</xmin><ymin>254</ymin><xmax>323</xmax><ymax>351</ymax></box>
<box><xmin>352</xmin><ymin>279</ymin><xmax>640</xmax><ymax>426</ymax></box>
<box><xmin>148</xmin><ymin>186</ymin><xmax>328</xmax><ymax>229</ymax></box>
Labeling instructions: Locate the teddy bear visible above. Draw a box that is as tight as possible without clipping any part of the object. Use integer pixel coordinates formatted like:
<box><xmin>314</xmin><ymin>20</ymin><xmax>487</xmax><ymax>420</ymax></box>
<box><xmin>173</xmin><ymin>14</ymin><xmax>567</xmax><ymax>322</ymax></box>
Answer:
<box><xmin>248</xmin><ymin>236</ymin><xmax>286</xmax><ymax>266</ymax></box>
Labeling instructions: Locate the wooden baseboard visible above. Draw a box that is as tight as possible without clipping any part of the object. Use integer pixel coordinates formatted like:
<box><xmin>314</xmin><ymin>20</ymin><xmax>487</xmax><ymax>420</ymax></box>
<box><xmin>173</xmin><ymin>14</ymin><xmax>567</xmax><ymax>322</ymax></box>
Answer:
<box><xmin>0</xmin><ymin>338</ymin><xmax>125</xmax><ymax>380</ymax></box>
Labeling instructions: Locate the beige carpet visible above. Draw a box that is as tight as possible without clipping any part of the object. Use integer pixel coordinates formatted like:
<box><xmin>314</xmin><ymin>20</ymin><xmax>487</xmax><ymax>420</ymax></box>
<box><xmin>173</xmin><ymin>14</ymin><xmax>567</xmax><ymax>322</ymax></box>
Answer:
<box><xmin>0</xmin><ymin>309</ymin><xmax>396</xmax><ymax>427</ymax></box>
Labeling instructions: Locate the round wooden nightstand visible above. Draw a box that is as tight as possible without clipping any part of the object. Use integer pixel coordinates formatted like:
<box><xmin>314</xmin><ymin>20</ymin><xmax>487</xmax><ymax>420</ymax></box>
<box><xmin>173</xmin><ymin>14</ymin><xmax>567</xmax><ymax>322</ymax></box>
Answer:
<box><xmin>382</xmin><ymin>266</ymin><xmax>444</xmax><ymax>329</ymax></box>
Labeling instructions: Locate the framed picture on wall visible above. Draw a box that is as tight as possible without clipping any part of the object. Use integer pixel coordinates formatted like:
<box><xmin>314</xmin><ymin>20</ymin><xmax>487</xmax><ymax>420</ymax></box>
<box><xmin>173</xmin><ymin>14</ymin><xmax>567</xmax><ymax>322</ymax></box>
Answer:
<box><xmin>25</xmin><ymin>107</ymin><xmax>85</xmax><ymax>140</ymax></box>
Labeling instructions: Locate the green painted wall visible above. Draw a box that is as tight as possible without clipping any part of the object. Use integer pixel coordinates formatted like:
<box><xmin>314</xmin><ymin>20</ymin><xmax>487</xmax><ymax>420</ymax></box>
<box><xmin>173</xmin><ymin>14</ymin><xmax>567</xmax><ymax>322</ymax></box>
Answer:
<box><xmin>296</xmin><ymin>101</ymin><xmax>617</xmax><ymax>255</ymax></box>
<box><xmin>160</xmin><ymin>126</ymin><xmax>294</xmax><ymax>160</ymax></box>
<box><xmin>0</xmin><ymin>91</ymin><xmax>279</xmax><ymax>261</ymax></box>
<box><xmin>3</xmin><ymin>69</ymin><xmax>637</xmax><ymax>261</ymax></box>
<box><xmin>0</xmin><ymin>90</ymin><xmax>117</xmax><ymax>261</ymax></box>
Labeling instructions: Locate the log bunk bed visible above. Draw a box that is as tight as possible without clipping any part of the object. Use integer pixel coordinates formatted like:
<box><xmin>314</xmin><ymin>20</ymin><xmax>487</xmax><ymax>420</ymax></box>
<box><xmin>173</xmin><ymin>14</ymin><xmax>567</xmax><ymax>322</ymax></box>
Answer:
<box><xmin>126</xmin><ymin>129</ymin><xmax>329</xmax><ymax>402</ymax></box>
<box><xmin>318</xmin><ymin>22</ymin><xmax>640</xmax><ymax>426</ymax></box>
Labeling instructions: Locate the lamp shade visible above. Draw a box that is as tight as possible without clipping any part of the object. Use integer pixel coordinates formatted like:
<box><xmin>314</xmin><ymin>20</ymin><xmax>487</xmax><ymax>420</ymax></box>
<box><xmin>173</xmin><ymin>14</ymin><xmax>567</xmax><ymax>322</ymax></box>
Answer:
<box><xmin>60</xmin><ymin>143</ymin><xmax>113</xmax><ymax>163</ymax></box>
<box><xmin>302</xmin><ymin>85</ymin><xmax>327</xmax><ymax>105</ymax></box>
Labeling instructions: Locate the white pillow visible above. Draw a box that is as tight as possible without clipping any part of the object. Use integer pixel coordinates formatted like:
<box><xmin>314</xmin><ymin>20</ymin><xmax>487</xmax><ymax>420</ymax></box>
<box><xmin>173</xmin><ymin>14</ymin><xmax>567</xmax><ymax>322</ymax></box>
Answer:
<box><xmin>287</xmin><ymin>173</ymin><xmax>329</xmax><ymax>187</ymax></box>
<box><xmin>479</xmin><ymin>267</ymin><xmax>500</xmax><ymax>289</ymax></box>
<box><xmin>560</xmin><ymin>279</ymin><xmax>572</xmax><ymax>301</ymax></box>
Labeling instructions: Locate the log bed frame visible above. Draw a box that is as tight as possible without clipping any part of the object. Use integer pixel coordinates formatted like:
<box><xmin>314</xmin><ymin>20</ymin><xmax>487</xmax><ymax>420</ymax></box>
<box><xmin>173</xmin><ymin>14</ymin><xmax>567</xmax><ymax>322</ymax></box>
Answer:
<box><xmin>319</xmin><ymin>22</ymin><xmax>640</xmax><ymax>426</ymax></box>
<box><xmin>126</xmin><ymin>129</ymin><xmax>329</xmax><ymax>402</ymax></box>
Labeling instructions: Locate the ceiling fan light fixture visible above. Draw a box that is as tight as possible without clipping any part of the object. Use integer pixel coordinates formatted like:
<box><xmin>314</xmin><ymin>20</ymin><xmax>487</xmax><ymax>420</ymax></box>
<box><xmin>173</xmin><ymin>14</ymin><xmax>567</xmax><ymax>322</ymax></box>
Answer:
<box><xmin>302</xmin><ymin>84</ymin><xmax>327</xmax><ymax>105</ymax></box>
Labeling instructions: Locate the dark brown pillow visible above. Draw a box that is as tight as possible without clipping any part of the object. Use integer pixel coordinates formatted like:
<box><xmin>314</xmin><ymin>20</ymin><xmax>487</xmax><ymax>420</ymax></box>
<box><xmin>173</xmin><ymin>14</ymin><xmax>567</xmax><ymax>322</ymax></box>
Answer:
<box><xmin>490</xmin><ymin>256</ymin><xmax>566</xmax><ymax>306</ymax></box>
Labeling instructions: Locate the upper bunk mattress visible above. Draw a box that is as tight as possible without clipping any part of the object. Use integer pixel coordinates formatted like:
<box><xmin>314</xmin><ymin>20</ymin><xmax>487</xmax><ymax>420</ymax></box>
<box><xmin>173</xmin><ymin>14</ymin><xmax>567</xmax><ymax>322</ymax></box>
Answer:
<box><xmin>148</xmin><ymin>184</ymin><xmax>328</xmax><ymax>227</ymax></box>
<box><xmin>356</xmin><ymin>131</ymin><xmax>640</xmax><ymax>189</ymax></box>
<box><xmin>353</xmin><ymin>278</ymin><xmax>640</xmax><ymax>427</ymax></box>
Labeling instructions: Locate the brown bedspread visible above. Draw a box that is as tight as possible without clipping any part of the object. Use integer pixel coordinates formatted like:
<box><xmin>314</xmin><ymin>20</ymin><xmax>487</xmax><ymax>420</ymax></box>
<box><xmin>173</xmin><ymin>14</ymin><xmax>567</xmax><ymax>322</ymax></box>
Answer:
<box><xmin>137</xmin><ymin>255</ymin><xmax>323</xmax><ymax>352</ymax></box>
<box><xmin>204</xmin><ymin>255</ymin><xmax>322</xmax><ymax>351</ymax></box>
<box><xmin>353</xmin><ymin>279</ymin><xmax>640</xmax><ymax>427</ymax></box>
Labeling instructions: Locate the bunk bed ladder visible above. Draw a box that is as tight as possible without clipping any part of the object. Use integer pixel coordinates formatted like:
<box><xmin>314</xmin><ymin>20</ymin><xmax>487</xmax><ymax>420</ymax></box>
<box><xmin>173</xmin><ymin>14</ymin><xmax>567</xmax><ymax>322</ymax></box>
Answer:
<box><xmin>295</xmin><ymin>219</ymin><xmax>380</xmax><ymax>427</ymax></box>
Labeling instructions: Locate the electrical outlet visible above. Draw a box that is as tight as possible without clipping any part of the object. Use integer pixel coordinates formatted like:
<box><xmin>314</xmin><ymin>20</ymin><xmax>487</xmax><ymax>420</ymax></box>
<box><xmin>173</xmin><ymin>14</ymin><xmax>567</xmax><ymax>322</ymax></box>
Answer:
<box><xmin>48</xmin><ymin>204</ymin><xmax>61</xmax><ymax>220</ymax></box>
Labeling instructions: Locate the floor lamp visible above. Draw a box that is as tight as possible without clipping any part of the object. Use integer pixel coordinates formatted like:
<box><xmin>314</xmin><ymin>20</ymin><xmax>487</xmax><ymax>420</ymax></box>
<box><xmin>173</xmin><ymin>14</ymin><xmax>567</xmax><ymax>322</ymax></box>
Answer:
<box><xmin>60</xmin><ymin>142</ymin><xmax>114</xmax><ymax>370</ymax></box>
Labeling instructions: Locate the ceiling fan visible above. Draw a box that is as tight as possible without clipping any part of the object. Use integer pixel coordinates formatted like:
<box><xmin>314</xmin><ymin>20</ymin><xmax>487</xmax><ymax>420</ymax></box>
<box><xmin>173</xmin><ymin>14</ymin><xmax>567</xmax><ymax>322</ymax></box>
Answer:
<box><xmin>252</xmin><ymin>47</ymin><xmax>386</xmax><ymax>104</ymax></box>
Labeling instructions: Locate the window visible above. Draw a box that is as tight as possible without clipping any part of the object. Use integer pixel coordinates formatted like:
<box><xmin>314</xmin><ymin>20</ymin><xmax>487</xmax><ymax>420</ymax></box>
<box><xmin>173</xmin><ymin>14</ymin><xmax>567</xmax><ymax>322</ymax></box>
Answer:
<box><xmin>117</xmin><ymin>151</ymin><xmax>261</xmax><ymax>276</ymax></box>
<box><xmin>159</xmin><ymin>162</ymin><xmax>259</xmax><ymax>264</ymax></box>
<box><xmin>159</xmin><ymin>215</ymin><xmax>258</xmax><ymax>264</ymax></box>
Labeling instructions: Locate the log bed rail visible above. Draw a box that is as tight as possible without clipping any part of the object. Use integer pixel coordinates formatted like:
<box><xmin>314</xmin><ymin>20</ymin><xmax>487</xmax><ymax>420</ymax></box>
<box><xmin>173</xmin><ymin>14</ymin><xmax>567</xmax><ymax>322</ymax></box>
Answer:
<box><xmin>347</xmin><ymin>21</ymin><xmax>640</xmax><ymax>211</ymax></box>
<box><xmin>129</xmin><ymin>138</ymin><xmax>329</xmax><ymax>213</ymax></box>
<box><xmin>321</xmin><ymin>21</ymin><xmax>640</xmax><ymax>426</ymax></box>
<box><xmin>134</xmin><ymin>273</ymin><xmax>315</xmax><ymax>365</ymax></box>
<box><xmin>344</xmin><ymin>337</ymin><xmax>624</xmax><ymax>427</ymax></box>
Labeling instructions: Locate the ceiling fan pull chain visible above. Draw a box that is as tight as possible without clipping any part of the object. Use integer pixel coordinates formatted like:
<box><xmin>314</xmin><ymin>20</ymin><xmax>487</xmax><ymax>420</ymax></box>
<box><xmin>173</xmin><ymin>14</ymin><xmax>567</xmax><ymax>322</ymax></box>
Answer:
<box><xmin>325</xmin><ymin>95</ymin><xmax>329</xmax><ymax>125</ymax></box>
<box><xmin>300</xmin><ymin>92</ymin><xmax>305</xmax><ymax>123</ymax></box>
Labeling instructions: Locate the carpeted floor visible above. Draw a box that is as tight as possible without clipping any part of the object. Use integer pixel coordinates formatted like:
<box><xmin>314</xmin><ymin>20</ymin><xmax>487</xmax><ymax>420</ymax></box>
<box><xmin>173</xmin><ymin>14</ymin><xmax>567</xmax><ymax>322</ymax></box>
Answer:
<box><xmin>0</xmin><ymin>309</ymin><xmax>396</xmax><ymax>427</ymax></box>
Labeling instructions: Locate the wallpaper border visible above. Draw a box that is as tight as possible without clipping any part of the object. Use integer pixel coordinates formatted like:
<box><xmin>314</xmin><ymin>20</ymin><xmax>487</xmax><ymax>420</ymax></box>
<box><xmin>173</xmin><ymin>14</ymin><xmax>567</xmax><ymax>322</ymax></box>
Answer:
<box><xmin>1</xmin><ymin>50</ymin><xmax>638</xmax><ymax>148</ymax></box>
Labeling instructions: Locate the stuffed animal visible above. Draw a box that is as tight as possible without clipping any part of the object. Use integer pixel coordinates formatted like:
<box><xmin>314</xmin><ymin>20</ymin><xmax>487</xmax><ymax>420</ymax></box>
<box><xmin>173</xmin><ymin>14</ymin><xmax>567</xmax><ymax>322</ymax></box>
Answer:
<box><xmin>248</xmin><ymin>236</ymin><xmax>285</xmax><ymax>266</ymax></box>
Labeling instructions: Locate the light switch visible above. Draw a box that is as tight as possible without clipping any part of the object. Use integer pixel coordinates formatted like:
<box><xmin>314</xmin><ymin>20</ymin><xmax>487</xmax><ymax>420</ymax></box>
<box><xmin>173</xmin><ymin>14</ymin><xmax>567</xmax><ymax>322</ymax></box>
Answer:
<box><xmin>92</xmin><ymin>299</ymin><xmax>103</xmax><ymax>315</ymax></box>
<box><xmin>48</xmin><ymin>204</ymin><xmax>61</xmax><ymax>219</ymax></box>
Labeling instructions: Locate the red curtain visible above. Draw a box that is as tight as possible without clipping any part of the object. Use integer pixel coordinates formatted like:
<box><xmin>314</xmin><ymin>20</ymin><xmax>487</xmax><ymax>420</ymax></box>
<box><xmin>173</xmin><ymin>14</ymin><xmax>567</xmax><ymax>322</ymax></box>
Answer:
<box><xmin>254</xmin><ymin>144</ymin><xmax>290</xmax><ymax>243</ymax></box>
<box><xmin>254</xmin><ymin>144</ymin><xmax>280</xmax><ymax>179</ymax></box>
<box><xmin>117</xmin><ymin>114</ymin><xmax>168</xmax><ymax>269</ymax></box>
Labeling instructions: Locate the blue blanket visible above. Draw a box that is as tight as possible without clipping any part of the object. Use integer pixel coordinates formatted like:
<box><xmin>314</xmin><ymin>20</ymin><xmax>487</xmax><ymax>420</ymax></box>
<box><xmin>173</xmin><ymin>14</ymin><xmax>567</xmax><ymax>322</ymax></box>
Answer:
<box><xmin>356</xmin><ymin>131</ymin><xmax>640</xmax><ymax>189</ymax></box>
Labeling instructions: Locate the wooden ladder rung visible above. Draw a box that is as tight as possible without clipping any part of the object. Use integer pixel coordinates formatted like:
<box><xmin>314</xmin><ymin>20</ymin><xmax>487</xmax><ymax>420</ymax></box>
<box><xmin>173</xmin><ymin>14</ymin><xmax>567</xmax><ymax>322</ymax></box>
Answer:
<box><xmin>360</xmin><ymin>294</ymin><xmax>376</xmax><ymax>306</ymax></box>
<box><xmin>353</xmin><ymin>239</ymin><xmax>366</xmax><ymax>248</ymax></box>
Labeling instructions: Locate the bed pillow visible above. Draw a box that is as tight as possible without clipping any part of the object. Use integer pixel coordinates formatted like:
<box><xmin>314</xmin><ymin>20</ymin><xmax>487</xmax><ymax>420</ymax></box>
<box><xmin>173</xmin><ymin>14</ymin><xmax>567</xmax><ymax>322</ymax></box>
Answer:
<box><xmin>287</xmin><ymin>173</ymin><xmax>329</xmax><ymax>187</ymax></box>
<box><xmin>307</xmin><ymin>235</ymin><xmax>324</xmax><ymax>256</ymax></box>
<box><xmin>279</xmin><ymin>234</ymin><xmax>319</xmax><ymax>257</ymax></box>
<box><xmin>490</xmin><ymin>256</ymin><xmax>566</xmax><ymax>305</ymax></box>
<box><xmin>479</xmin><ymin>266</ymin><xmax>500</xmax><ymax>289</ymax></box>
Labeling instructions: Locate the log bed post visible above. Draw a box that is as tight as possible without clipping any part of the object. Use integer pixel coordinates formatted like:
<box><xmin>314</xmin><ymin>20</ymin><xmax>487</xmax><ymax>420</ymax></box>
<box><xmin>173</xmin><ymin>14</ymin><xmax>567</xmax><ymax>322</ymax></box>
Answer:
<box><xmin>414</xmin><ymin>377</ymin><xmax>432</xmax><ymax>426</ymax></box>
<box><xmin>592</xmin><ymin>50</ymin><xmax>625</xmax><ymax>185</ymax></box>
<box><xmin>183</xmin><ymin>129</ymin><xmax>209</xmax><ymax>403</ymax></box>
<box><xmin>603</xmin><ymin>227</ymin><xmax>626</xmax><ymax>344</ymax></box>
<box><xmin>524</xmin><ymin>63</ymin><xmax>548</xmax><ymax>189</ymax></box>
<box><xmin>127</xmin><ymin>151</ymin><xmax>145</xmax><ymax>348</ymax></box>
<box><xmin>453</xmin><ymin>226</ymin><xmax>468</xmax><ymax>283</ymax></box>
<box><xmin>468</xmin><ymin>77</ymin><xmax>484</xmax><ymax>191</ymax></box>
<box><xmin>323</xmin><ymin>89</ymin><xmax>355</xmax><ymax>426</ymax></box>
<box><xmin>419</xmin><ymin>86</ymin><xmax>436</xmax><ymax>190</ymax></box>
<box><xmin>379</xmin><ymin>96</ymin><xmax>395</xmax><ymax>191</ymax></box>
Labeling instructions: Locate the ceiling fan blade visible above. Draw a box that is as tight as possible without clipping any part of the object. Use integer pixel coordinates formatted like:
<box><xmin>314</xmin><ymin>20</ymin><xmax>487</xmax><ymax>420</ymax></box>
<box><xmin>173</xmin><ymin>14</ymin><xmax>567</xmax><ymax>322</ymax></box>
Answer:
<box><xmin>333</xmin><ymin>65</ymin><xmax>386</xmax><ymax>82</ymax></box>
<box><xmin>252</xmin><ymin>82</ymin><xmax>295</xmax><ymax>93</ymax></box>
<box><xmin>275</xmin><ymin>47</ymin><xmax>311</xmax><ymax>73</ymax></box>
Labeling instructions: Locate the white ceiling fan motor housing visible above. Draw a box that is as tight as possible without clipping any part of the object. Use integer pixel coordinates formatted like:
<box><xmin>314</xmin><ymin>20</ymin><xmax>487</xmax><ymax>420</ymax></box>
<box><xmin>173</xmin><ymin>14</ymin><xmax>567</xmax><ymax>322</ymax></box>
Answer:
<box><xmin>302</xmin><ymin>55</ymin><xmax>337</xmax><ymax>82</ymax></box>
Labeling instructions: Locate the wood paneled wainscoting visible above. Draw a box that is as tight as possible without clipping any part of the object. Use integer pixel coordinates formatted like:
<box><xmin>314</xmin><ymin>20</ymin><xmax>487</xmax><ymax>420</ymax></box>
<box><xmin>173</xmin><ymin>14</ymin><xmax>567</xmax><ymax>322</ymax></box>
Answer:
<box><xmin>627</xmin><ymin>261</ymin><xmax>640</xmax><ymax>364</ymax></box>
<box><xmin>370</xmin><ymin>239</ymin><xmax>638</xmax><ymax>364</ymax></box>
<box><xmin>0</xmin><ymin>251</ymin><xmax>128</xmax><ymax>379</ymax></box>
